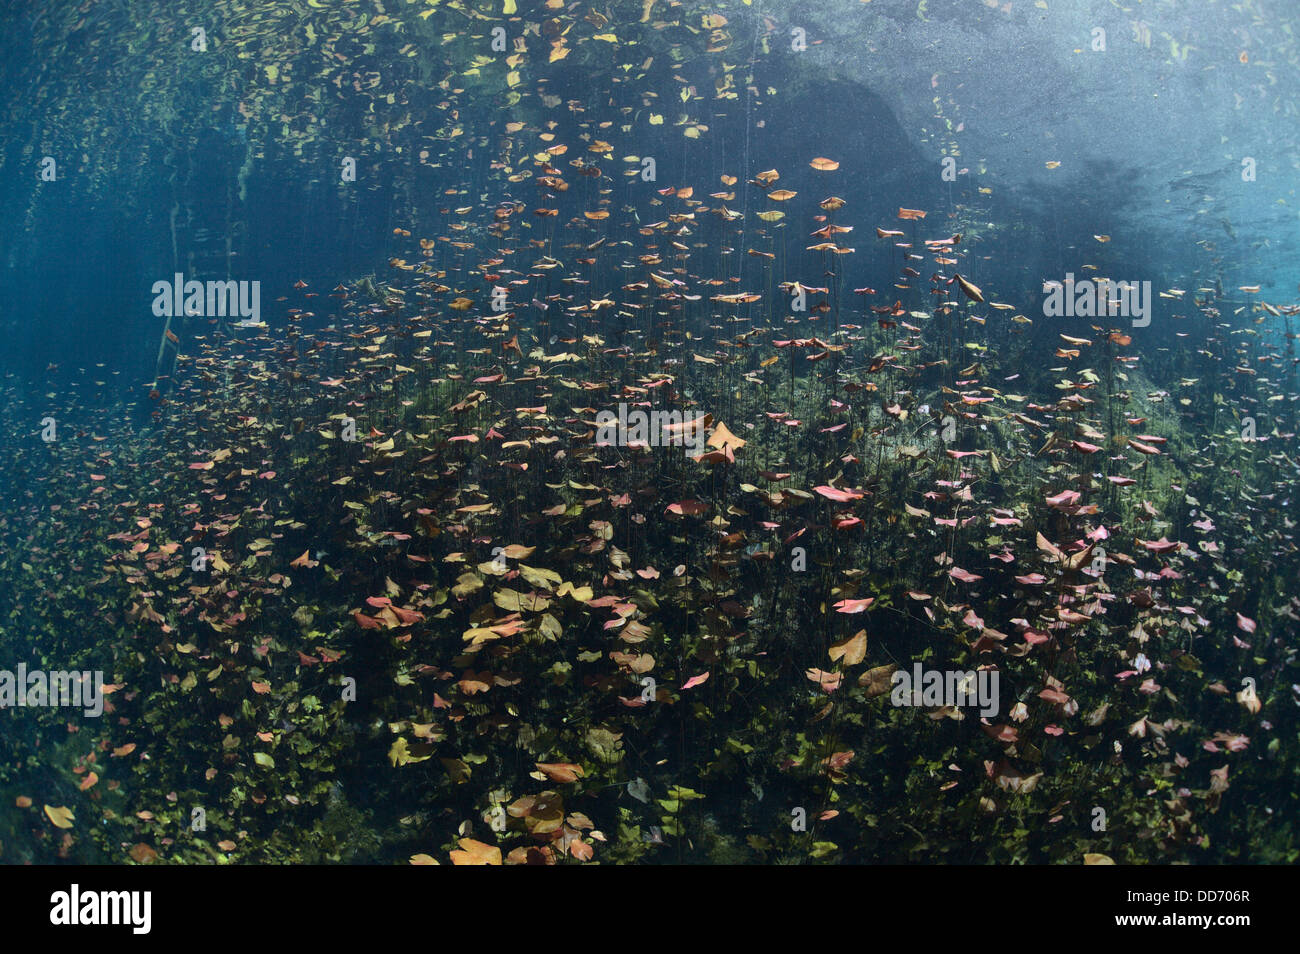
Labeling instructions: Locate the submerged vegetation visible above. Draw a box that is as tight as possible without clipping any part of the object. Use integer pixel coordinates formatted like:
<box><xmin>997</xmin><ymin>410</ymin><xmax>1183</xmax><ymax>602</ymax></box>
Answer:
<box><xmin>1</xmin><ymin>0</ymin><xmax>1298</xmax><ymax>865</ymax></box>
<box><xmin>4</xmin><ymin>244</ymin><xmax>1297</xmax><ymax>864</ymax></box>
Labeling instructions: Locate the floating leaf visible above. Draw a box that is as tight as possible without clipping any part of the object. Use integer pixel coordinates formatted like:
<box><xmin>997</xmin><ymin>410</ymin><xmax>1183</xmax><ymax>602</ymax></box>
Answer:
<box><xmin>828</xmin><ymin>630</ymin><xmax>867</xmax><ymax>666</ymax></box>
<box><xmin>536</xmin><ymin>762</ymin><xmax>585</xmax><ymax>783</ymax></box>
<box><xmin>806</xmin><ymin>668</ymin><xmax>843</xmax><ymax>692</ymax></box>
<box><xmin>859</xmin><ymin>664</ymin><xmax>897</xmax><ymax>697</ymax></box>
<box><xmin>129</xmin><ymin>843</ymin><xmax>159</xmax><ymax>864</ymax></box>
<box><xmin>43</xmin><ymin>805</ymin><xmax>75</xmax><ymax>829</ymax></box>
<box><xmin>833</xmin><ymin>597</ymin><xmax>875</xmax><ymax>614</ymax></box>
<box><xmin>449</xmin><ymin>838</ymin><xmax>502</xmax><ymax>865</ymax></box>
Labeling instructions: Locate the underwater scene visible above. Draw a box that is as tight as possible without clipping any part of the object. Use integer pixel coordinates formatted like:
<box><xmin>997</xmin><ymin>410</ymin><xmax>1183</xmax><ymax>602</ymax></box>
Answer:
<box><xmin>1</xmin><ymin>0</ymin><xmax>1298</xmax><ymax>869</ymax></box>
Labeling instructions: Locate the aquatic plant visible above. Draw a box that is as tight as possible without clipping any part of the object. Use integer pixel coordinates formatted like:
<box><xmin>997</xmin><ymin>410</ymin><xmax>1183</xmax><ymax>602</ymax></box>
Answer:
<box><xmin>1</xmin><ymin>0</ymin><xmax>1298</xmax><ymax>868</ymax></box>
